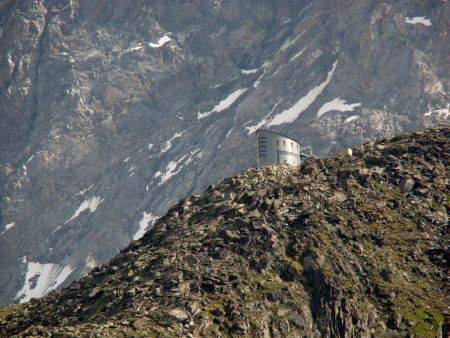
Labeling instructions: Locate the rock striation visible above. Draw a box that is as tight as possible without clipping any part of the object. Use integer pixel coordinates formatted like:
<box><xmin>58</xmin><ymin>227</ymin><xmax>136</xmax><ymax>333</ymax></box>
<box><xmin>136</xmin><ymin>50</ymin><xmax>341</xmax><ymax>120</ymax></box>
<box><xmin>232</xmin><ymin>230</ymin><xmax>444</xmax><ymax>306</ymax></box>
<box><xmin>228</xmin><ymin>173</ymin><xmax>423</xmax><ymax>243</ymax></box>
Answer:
<box><xmin>0</xmin><ymin>126</ymin><xmax>448</xmax><ymax>337</ymax></box>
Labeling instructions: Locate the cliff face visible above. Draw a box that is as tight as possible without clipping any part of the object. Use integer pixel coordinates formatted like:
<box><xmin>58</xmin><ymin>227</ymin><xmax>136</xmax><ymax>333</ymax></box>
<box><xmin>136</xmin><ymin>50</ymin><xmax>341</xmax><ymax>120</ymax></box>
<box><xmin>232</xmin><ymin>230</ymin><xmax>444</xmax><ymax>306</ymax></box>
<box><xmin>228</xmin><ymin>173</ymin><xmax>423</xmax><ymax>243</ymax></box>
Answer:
<box><xmin>0</xmin><ymin>126</ymin><xmax>448</xmax><ymax>337</ymax></box>
<box><xmin>0</xmin><ymin>0</ymin><xmax>449</xmax><ymax>306</ymax></box>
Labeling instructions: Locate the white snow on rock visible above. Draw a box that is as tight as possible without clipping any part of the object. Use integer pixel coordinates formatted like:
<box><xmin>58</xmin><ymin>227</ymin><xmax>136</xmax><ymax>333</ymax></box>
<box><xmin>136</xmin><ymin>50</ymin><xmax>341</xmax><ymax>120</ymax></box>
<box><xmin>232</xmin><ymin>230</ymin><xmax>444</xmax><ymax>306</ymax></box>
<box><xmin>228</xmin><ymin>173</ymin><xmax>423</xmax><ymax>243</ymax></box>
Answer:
<box><xmin>154</xmin><ymin>148</ymin><xmax>203</xmax><ymax>185</ymax></box>
<box><xmin>290</xmin><ymin>47</ymin><xmax>307</xmax><ymax>62</ymax></box>
<box><xmin>65</xmin><ymin>196</ymin><xmax>104</xmax><ymax>223</ymax></box>
<box><xmin>160</xmin><ymin>132</ymin><xmax>185</xmax><ymax>154</ymax></box>
<box><xmin>316</xmin><ymin>98</ymin><xmax>362</xmax><ymax>118</ymax></box>
<box><xmin>150</xmin><ymin>35</ymin><xmax>172</xmax><ymax>48</ymax></box>
<box><xmin>148</xmin><ymin>143</ymin><xmax>154</xmax><ymax>151</ymax></box>
<box><xmin>225</xmin><ymin>127</ymin><xmax>234</xmax><ymax>139</ymax></box>
<box><xmin>343</xmin><ymin>115</ymin><xmax>360</xmax><ymax>124</ymax></box>
<box><xmin>77</xmin><ymin>184</ymin><xmax>94</xmax><ymax>197</ymax></box>
<box><xmin>245</xmin><ymin>119</ymin><xmax>268</xmax><ymax>135</ymax></box>
<box><xmin>133</xmin><ymin>212</ymin><xmax>159</xmax><ymax>240</ymax></box>
<box><xmin>155</xmin><ymin>158</ymin><xmax>185</xmax><ymax>185</ymax></box>
<box><xmin>198</xmin><ymin>88</ymin><xmax>248</xmax><ymax>119</ymax></box>
<box><xmin>405</xmin><ymin>16</ymin><xmax>432</xmax><ymax>26</ymax></box>
<box><xmin>253</xmin><ymin>61</ymin><xmax>271</xmax><ymax>88</ymax></box>
<box><xmin>0</xmin><ymin>222</ymin><xmax>16</xmax><ymax>236</ymax></box>
<box><xmin>279</xmin><ymin>31</ymin><xmax>305</xmax><ymax>52</ymax></box>
<box><xmin>267</xmin><ymin>61</ymin><xmax>337</xmax><ymax>127</ymax></box>
<box><xmin>15</xmin><ymin>258</ymin><xmax>74</xmax><ymax>303</ymax></box>
<box><xmin>184</xmin><ymin>148</ymin><xmax>203</xmax><ymax>165</ymax></box>
<box><xmin>121</xmin><ymin>35</ymin><xmax>172</xmax><ymax>55</ymax></box>
<box><xmin>126</xmin><ymin>43</ymin><xmax>144</xmax><ymax>53</ymax></box>
<box><xmin>48</xmin><ymin>265</ymin><xmax>74</xmax><ymax>292</ymax></box>
<box><xmin>241</xmin><ymin>68</ymin><xmax>259</xmax><ymax>75</ymax></box>
<box><xmin>245</xmin><ymin>99</ymin><xmax>283</xmax><ymax>135</ymax></box>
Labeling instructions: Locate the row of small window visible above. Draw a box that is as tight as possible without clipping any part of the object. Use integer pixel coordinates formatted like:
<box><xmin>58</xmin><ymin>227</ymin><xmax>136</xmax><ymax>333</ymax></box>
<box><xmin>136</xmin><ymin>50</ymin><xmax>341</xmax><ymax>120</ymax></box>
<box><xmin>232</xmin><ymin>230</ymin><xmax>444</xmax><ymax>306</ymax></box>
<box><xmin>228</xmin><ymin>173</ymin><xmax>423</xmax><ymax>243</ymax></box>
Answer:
<box><xmin>259</xmin><ymin>139</ymin><xmax>298</xmax><ymax>148</ymax></box>
<box><xmin>277</xmin><ymin>150</ymin><xmax>299</xmax><ymax>157</ymax></box>
<box><xmin>277</xmin><ymin>139</ymin><xmax>299</xmax><ymax>149</ymax></box>
<box><xmin>258</xmin><ymin>145</ymin><xmax>268</xmax><ymax>155</ymax></box>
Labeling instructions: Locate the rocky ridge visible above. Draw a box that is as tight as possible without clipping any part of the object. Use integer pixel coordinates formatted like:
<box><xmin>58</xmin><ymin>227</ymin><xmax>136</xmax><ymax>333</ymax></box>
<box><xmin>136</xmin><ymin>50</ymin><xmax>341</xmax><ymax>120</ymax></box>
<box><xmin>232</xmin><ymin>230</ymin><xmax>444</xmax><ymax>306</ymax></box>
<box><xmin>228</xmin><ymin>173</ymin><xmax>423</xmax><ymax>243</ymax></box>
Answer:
<box><xmin>0</xmin><ymin>126</ymin><xmax>448</xmax><ymax>337</ymax></box>
<box><xmin>0</xmin><ymin>0</ymin><xmax>449</xmax><ymax>306</ymax></box>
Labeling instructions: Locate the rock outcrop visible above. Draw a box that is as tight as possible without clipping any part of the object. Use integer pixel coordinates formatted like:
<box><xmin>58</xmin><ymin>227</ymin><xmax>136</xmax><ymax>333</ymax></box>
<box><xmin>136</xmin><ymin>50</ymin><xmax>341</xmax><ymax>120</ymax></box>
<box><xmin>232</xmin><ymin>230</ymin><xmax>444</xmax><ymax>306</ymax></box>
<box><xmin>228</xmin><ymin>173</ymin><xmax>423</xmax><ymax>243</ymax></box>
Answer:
<box><xmin>0</xmin><ymin>126</ymin><xmax>448</xmax><ymax>337</ymax></box>
<box><xmin>0</xmin><ymin>0</ymin><xmax>449</xmax><ymax>306</ymax></box>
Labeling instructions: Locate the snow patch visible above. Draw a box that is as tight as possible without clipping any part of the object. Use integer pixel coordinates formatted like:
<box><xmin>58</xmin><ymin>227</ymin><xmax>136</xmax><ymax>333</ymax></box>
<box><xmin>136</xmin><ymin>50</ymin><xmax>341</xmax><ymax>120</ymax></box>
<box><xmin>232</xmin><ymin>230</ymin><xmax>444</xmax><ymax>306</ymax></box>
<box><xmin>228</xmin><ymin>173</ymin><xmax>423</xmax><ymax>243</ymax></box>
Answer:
<box><xmin>133</xmin><ymin>212</ymin><xmax>159</xmax><ymax>240</ymax></box>
<box><xmin>245</xmin><ymin>99</ymin><xmax>283</xmax><ymax>135</ymax></box>
<box><xmin>225</xmin><ymin>127</ymin><xmax>234</xmax><ymax>139</ymax></box>
<box><xmin>267</xmin><ymin>61</ymin><xmax>337</xmax><ymax>127</ymax></box>
<box><xmin>245</xmin><ymin>119</ymin><xmax>269</xmax><ymax>135</ymax></box>
<box><xmin>154</xmin><ymin>148</ymin><xmax>203</xmax><ymax>185</ymax></box>
<box><xmin>241</xmin><ymin>68</ymin><xmax>259</xmax><ymax>75</ymax></box>
<box><xmin>343</xmin><ymin>115</ymin><xmax>360</xmax><ymax>124</ymax></box>
<box><xmin>290</xmin><ymin>47</ymin><xmax>307</xmax><ymax>62</ymax></box>
<box><xmin>15</xmin><ymin>258</ymin><xmax>75</xmax><ymax>303</ymax></box>
<box><xmin>198</xmin><ymin>88</ymin><xmax>247</xmax><ymax>119</ymax></box>
<box><xmin>184</xmin><ymin>148</ymin><xmax>203</xmax><ymax>165</ymax></box>
<box><xmin>316</xmin><ymin>98</ymin><xmax>362</xmax><ymax>118</ymax></box>
<box><xmin>253</xmin><ymin>61</ymin><xmax>271</xmax><ymax>88</ymax></box>
<box><xmin>122</xmin><ymin>35</ymin><xmax>172</xmax><ymax>55</ymax></box>
<box><xmin>148</xmin><ymin>143</ymin><xmax>154</xmax><ymax>151</ymax></box>
<box><xmin>160</xmin><ymin>131</ymin><xmax>185</xmax><ymax>154</ymax></box>
<box><xmin>125</xmin><ymin>43</ymin><xmax>144</xmax><ymax>53</ymax></box>
<box><xmin>405</xmin><ymin>16</ymin><xmax>432</xmax><ymax>26</ymax></box>
<box><xmin>77</xmin><ymin>184</ymin><xmax>94</xmax><ymax>196</ymax></box>
<box><xmin>279</xmin><ymin>31</ymin><xmax>304</xmax><ymax>52</ymax></box>
<box><xmin>48</xmin><ymin>265</ymin><xmax>74</xmax><ymax>292</ymax></box>
<box><xmin>150</xmin><ymin>35</ymin><xmax>172</xmax><ymax>48</ymax></box>
<box><xmin>1</xmin><ymin>222</ymin><xmax>15</xmax><ymax>236</ymax></box>
<box><xmin>66</xmin><ymin>196</ymin><xmax>104</xmax><ymax>223</ymax></box>
<box><xmin>155</xmin><ymin>158</ymin><xmax>185</xmax><ymax>185</ymax></box>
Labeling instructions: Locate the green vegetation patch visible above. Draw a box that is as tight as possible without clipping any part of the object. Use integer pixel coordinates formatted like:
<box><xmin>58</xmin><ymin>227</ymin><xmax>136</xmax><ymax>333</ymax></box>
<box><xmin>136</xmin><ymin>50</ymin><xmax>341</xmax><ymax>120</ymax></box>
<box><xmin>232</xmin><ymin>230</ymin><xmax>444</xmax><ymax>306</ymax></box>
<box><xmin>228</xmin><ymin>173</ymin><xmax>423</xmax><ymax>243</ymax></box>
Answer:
<box><xmin>402</xmin><ymin>309</ymin><xmax>445</xmax><ymax>337</ymax></box>
<box><xmin>0</xmin><ymin>304</ymin><xmax>22</xmax><ymax>318</ymax></box>
<box><xmin>363</xmin><ymin>240</ymin><xmax>375</xmax><ymax>254</ymax></box>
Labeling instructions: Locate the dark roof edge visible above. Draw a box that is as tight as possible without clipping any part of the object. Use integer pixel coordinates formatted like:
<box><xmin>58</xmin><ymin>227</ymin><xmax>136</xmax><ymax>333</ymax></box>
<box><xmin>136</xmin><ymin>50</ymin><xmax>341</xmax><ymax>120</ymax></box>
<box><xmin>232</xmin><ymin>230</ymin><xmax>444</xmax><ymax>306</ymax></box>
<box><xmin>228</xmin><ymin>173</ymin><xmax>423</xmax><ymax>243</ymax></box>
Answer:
<box><xmin>256</xmin><ymin>128</ymin><xmax>301</xmax><ymax>146</ymax></box>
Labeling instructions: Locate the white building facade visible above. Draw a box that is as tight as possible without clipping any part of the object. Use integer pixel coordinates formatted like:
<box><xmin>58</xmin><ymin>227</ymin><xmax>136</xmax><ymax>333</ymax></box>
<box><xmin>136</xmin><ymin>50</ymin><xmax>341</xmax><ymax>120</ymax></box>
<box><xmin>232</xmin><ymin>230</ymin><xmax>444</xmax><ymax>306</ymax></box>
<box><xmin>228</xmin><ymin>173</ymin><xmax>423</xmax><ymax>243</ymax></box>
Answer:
<box><xmin>256</xmin><ymin>129</ymin><xmax>301</xmax><ymax>166</ymax></box>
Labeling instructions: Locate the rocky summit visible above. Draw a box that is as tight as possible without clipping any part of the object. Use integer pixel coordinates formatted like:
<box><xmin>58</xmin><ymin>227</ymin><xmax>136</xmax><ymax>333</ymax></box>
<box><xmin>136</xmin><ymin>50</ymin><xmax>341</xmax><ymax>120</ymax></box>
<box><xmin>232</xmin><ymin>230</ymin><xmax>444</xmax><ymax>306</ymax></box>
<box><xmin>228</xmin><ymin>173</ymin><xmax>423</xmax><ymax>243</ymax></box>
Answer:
<box><xmin>0</xmin><ymin>126</ymin><xmax>448</xmax><ymax>337</ymax></box>
<box><xmin>1</xmin><ymin>0</ymin><xmax>449</xmax><ymax>307</ymax></box>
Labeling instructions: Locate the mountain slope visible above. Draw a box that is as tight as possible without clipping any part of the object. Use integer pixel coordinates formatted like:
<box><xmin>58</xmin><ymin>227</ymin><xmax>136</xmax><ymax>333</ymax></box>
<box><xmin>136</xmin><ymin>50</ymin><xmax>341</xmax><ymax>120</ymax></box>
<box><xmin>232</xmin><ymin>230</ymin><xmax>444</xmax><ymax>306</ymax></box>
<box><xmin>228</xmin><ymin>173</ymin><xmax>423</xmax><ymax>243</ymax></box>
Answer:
<box><xmin>1</xmin><ymin>126</ymin><xmax>448</xmax><ymax>337</ymax></box>
<box><xmin>0</xmin><ymin>0</ymin><xmax>449</xmax><ymax>306</ymax></box>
